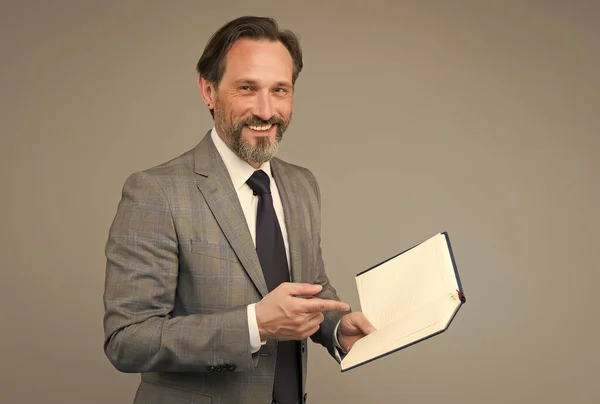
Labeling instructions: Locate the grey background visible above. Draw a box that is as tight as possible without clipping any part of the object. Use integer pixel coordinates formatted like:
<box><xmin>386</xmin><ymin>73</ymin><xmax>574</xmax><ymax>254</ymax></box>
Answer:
<box><xmin>1</xmin><ymin>1</ymin><xmax>598</xmax><ymax>403</ymax></box>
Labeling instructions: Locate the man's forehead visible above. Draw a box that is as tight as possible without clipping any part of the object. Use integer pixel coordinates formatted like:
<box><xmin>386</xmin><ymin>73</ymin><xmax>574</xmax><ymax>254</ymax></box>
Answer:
<box><xmin>222</xmin><ymin>39</ymin><xmax>293</xmax><ymax>77</ymax></box>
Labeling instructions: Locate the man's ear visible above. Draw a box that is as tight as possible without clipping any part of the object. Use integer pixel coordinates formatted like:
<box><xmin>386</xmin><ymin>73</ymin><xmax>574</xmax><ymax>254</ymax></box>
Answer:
<box><xmin>197</xmin><ymin>77</ymin><xmax>216</xmax><ymax>112</ymax></box>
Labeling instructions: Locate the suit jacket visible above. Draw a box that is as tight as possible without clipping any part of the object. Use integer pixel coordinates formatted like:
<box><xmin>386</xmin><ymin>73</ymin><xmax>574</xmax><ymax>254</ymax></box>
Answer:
<box><xmin>103</xmin><ymin>131</ymin><xmax>347</xmax><ymax>404</ymax></box>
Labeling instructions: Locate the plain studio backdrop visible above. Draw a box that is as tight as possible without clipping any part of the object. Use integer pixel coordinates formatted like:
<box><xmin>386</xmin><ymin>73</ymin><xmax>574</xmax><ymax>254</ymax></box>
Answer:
<box><xmin>1</xmin><ymin>1</ymin><xmax>598</xmax><ymax>403</ymax></box>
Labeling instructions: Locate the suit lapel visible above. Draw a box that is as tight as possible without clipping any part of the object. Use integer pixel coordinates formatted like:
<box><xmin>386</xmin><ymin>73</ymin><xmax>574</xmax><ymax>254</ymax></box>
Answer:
<box><xmin>194</xmin><ymin>133</ymin><xmax>269</xmax><ymax>298</ymax></box>
<box><xmin>271</xmin><ymin>159</ymin><xmax>307</xmax><ymax>285</ymax></box>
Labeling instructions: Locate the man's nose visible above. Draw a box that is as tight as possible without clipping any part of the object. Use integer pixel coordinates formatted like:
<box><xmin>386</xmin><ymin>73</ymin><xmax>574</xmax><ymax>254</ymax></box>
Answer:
<box><xmin>253</xmin><ymin>92</ymin><xmax>274</xmax><ymax>121</ymax></box>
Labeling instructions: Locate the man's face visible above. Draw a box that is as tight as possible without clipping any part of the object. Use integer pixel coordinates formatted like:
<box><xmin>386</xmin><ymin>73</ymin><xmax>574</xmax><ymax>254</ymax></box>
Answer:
<box><xmin>211</xmin><ymin>39</ymin><xmax>294</xmax><ymax>166</ymax></box>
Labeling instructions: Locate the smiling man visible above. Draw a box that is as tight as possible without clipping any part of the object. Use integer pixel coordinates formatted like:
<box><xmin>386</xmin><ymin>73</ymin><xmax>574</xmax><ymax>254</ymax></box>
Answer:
<box><xmin>199</xmin><ymin>38</ymin><xmax>293</xmax><ymax>167</ymax></box>
<box><xmin>103</xmin><ymin>16</ymin><xmax>374</xmax><ymax>404</ymax></box>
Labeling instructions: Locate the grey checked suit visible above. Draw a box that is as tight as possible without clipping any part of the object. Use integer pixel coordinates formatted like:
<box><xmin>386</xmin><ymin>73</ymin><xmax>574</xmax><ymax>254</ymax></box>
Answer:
<box><xmin>103</xmin><ymin>131</ymin><xmax>347</xmax><ymax>404</ymax></box>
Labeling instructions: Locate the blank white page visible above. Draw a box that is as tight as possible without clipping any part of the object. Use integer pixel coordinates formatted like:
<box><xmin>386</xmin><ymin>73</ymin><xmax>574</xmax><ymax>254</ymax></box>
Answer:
<box><xmin>356</xmin><ymin>233</ymin><xmax>449</xmax><ymax>330</ymax></box>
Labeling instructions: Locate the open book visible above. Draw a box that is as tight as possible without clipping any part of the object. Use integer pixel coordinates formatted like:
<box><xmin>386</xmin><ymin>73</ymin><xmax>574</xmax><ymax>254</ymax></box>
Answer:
<box><xmin>340</xmin><ymin>232</ymin><xmax>466</xmax><ymax>372</ymax></box>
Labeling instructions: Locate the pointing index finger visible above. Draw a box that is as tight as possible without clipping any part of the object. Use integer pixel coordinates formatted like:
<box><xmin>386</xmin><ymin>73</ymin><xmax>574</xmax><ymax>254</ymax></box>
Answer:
<box><xmin>301</xmin><ymin>298</ymin><xmax>350</xmax><ymax>313</ymax></box>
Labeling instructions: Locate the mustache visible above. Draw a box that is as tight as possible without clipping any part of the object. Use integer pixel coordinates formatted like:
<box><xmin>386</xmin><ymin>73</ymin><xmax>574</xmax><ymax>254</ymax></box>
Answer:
<box><xmin>241</xmin><ymin>116</ymin><xmax>286</xmax><ymax>126</ymax></box>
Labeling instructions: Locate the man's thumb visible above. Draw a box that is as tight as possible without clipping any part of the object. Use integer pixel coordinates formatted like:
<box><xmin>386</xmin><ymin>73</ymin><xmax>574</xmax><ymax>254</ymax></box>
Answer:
<box><xmin>358</xmin><ymin>316</ymin><xmax>377</xmax><ymax>334</ymax></box>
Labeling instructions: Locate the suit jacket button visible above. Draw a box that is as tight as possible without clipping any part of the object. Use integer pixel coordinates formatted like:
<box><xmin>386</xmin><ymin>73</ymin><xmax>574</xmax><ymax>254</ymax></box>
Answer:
<box><xmin>301</xmin><ymin>342</ymin><xmax>306</xmax><ymax>353</ymax></box>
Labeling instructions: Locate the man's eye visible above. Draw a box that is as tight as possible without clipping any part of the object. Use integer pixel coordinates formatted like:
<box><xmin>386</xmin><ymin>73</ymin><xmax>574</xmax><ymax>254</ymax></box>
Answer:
<box><xmin>274</xmin><ymin>88</ymin><xmax>288</xmax><ymax>93</ymax></box>
<box><xmin>240</xmin><ymin>86</ymin><xmax>252</xmax><ymax>91</ymax></box>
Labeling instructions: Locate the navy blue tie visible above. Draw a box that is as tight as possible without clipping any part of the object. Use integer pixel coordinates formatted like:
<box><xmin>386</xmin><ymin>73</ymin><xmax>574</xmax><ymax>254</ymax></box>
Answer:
<box><xmin>246</xmin><ymin>170</ymin><xmax>301</xmax><ymax>404</ymax></box>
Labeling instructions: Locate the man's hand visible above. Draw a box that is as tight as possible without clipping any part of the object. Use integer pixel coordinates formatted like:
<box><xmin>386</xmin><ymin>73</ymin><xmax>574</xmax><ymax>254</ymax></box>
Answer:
<box><xmin>337</xmin><ymin>312</ymin><xmax>376</xmax><ymax>352</ymax></box>
<box><xmin>255</xmin><ymin>283</ymin><xmax>350</xmax><ymax>341</ymax></box>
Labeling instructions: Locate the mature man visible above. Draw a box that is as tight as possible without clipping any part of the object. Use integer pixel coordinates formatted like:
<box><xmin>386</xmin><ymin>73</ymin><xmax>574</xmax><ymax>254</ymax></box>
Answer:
<box><xmin>103</xmin><ymin>16</ymin><xmax>374</xmax><ymax>404</ymax></box>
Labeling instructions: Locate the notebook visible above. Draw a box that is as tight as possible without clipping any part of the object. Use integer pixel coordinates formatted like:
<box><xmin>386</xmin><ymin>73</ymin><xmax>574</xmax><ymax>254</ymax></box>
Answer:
<box><xmin>341</xmin><ymin>232</ymin><xmax>466</xmax><ymax>372</ymax></box>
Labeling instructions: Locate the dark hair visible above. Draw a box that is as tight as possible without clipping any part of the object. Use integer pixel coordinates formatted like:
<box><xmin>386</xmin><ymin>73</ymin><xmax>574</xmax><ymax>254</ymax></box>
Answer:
<box><xmin>196</xmin><ymin>16</ymin><xmax>303</xmax><ymax>88</ymax></box>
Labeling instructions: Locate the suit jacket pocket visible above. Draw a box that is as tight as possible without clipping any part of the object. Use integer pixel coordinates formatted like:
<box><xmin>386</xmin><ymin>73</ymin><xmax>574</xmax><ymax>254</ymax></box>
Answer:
<box><xmin>135</xmin><ymin>381</ymin><xmax>212</xmax><ymax>404</ymax></box>
<box><xmin>190</xmin><ymin>239</ymin><xmax>240</xmax><ymax>264</ymax></box>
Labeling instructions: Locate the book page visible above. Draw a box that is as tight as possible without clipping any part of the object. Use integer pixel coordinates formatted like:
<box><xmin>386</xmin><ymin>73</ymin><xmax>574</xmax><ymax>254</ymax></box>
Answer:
<box><xmin>341</xmin><ymin>294</ymin><xmax>459</xmax><ymax>371</ymax></box>
<box><xmin>356</xmin><ymin>233</ymin><xmax>451</xmax><ymax>330</ymax></box>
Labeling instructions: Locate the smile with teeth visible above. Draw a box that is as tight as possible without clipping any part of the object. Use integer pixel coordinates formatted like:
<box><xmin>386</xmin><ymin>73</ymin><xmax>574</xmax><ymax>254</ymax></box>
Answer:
<box><xmin>247</xmin><ymin>123</ymin><xmax>273</xmax><ymax>131</ymax></box>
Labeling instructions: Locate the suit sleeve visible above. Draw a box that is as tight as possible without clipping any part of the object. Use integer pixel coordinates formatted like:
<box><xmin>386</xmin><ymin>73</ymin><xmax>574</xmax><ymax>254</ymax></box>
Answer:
<box><xmin>304</xmin><ymin>170</ymin><xmax>351</xmax><ymax>362</ymax></box>
<box><xmin>103</xmin><ymin>171</ymin><xmax>255</xmax><ymax>373</ymax></box>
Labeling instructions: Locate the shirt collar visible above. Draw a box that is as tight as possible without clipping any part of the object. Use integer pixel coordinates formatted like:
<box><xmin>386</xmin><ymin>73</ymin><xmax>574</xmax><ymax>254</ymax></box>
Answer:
<box><xmin>210</xmin><ymin>127</ymin><xmax>273</xmax><ymax>191</ymax></box>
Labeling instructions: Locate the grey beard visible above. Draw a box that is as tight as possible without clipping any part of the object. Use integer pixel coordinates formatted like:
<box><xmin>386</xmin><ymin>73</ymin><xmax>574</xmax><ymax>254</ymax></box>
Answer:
<box><xmin>213</xmin><ymin>99</ymin><xmax>289</xmax><ymax>165</ymax></box>
<box><xmin>233</xmin><ymin>134</ymin><xmax>280</xmax><ymax>165</ymax></box>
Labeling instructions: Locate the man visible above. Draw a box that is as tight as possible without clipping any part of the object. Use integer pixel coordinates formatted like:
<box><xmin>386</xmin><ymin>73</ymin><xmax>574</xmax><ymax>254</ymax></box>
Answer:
<box><xmin>103</xmin><ymin>16</ymin><xmax>375</xmax><ymax>404</ymax></box>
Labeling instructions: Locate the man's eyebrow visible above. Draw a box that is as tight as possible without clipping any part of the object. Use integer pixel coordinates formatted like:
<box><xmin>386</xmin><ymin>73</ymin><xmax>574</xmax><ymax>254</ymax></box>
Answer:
<box><xmin>232</xmin><ymin>79</ymin><xmax>259</xmax><ymax>86</ymax></box>
<box><xmin>231</xmin><ymin>79</ymin><xmax>293</xmax><ymax>88</ymax></box>
<box><xmin>274</xmin><ymin>81</ymin><xmax>293</xmax><ymax>88</ymax></box>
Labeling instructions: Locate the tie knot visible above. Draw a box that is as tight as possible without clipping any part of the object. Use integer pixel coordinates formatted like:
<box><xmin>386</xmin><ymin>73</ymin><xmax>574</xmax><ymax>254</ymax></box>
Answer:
<box><xmin>246</xmin><ymin>170</ymin><xmax>271</xmax><ymax>195</ymax></box>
